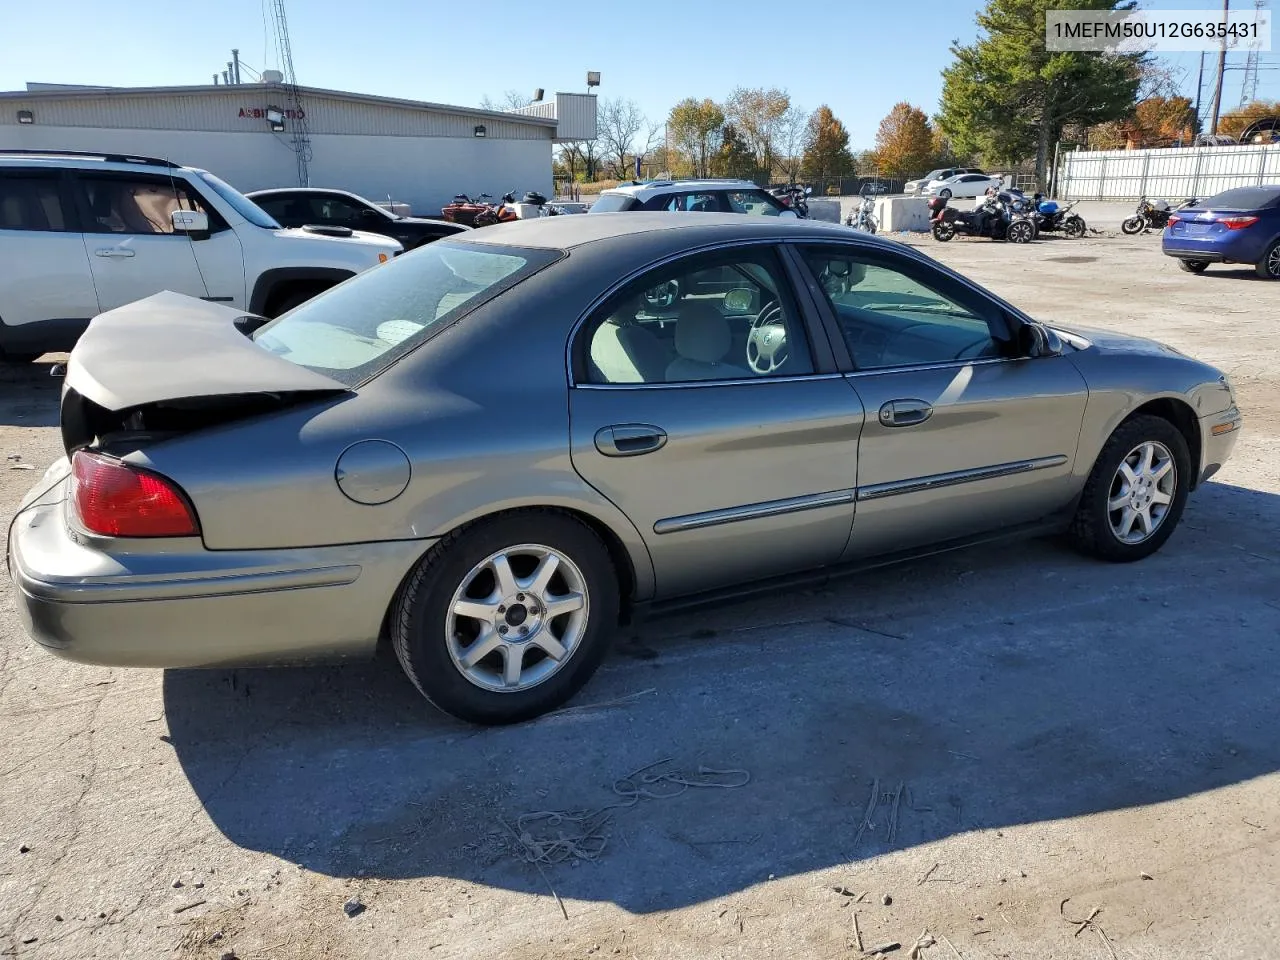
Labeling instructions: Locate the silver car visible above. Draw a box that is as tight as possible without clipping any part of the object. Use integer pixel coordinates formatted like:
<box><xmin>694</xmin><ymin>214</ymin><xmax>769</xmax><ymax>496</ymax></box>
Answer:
<box><xmin>8</xmin><ymin>214</ymin><xmax>1242</xmax><ymax>724</ymax></box>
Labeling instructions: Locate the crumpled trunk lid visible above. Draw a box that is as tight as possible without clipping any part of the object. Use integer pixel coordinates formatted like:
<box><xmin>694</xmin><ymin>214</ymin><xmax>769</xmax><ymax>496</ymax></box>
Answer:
<box><xmin>61</xmin><ymin>291</ymin><xmax>348</xmax><ymax>455</ymax></box>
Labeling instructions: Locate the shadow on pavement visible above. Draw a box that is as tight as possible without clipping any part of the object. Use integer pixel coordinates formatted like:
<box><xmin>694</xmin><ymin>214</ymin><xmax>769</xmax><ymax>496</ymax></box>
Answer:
<box><xmin>0</xmin><ymin>357</ymin><xmax>63</xmax><ymax>429</ymax></box>
<box><xmin>164</xmin><ymin>479</ymin><xmax>1280</xmax><ymax>914</ymax></box>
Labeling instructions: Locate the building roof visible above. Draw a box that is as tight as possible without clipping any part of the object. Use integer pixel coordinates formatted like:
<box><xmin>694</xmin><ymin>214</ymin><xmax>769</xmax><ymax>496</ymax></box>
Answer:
<box><xmin>0</xmin><ymin>82</ymin><xmax>558</xmax><ymax>129</ymax></box>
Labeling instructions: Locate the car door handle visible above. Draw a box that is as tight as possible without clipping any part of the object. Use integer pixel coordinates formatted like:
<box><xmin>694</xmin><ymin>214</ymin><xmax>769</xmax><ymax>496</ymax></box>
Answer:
<box><xmin>594</xmin><ymin>424</ymin><xmax>668</xmax><ymax>457</ymax></box>
<box><xmin>878</xmin><ymin>399</ymin><xmax>934</xmax><ymax>428</ymax></box>
<box><xmin>94</xmin><ymin>248</ymin><xmax>135</xmax><ymax>258</ymax></box>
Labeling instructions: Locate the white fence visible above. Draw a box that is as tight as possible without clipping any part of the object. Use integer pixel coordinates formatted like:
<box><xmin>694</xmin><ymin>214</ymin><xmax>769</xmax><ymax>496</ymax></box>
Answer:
<box><xmin>1057</xmin><ymin>143</ymin><xmax>1280</xmax><ymax>201</ymax></box>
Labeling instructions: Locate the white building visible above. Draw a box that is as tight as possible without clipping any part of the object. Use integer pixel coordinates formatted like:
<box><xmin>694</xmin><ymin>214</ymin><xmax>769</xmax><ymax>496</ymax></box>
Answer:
<box><xmin>0</xmin><ymin>82</ymin><xmax>597</xmax><ymax>216</ymax></box>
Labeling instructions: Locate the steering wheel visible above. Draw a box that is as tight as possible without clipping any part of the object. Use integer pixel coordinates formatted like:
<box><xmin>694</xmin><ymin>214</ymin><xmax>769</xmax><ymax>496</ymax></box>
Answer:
<box><xmin>746</xmin><ymin>302</ymin><xmax>789</xmax><ymax>374</ymax></box>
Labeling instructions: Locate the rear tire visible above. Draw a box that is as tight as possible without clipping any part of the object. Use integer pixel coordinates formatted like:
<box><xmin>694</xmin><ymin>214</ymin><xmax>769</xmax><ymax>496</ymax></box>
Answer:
<box><xmin>1064</xmin><ymin>216</ymin><xmax>1086</xmax><ymax>239</ymax></box>
<box><xmin>1121</xmin><ymin>216</ymin><xmax>1145</xmax><ymax>235</ymax></box>
<box><xmin>1066</xmin><ymin>414</ymin><xmax>1191</xmax><ymax>563</ymax></box>
<box><xmin>1178</xmin><ymin>259</ymin><xmax>1210</xmax><ymax>274</ymax></box>
<box><xmin>932</xmin><ymin>222</ymin><xmax>955</xmax><ymax>242</ymax></box>
<box><xmin>1257</xmin><ymin>239</ymin><xmax>1280</xmax><ymax>279</ymax></box>
<box><xmin>391</xmin><ymin>511</ymin><xmax>620</xmax><ymax>725</ymax></box>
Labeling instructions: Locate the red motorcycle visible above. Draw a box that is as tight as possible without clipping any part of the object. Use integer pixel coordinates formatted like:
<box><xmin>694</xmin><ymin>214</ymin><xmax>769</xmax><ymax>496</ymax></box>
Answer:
<box><xmin>441</xmin><ymin>193</ymin><xmax>507</xmax><ymax>227</ymax></box>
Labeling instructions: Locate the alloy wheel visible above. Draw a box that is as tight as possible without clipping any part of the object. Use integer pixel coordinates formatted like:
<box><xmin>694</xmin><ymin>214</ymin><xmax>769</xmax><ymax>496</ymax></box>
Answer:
<box><xmin>1107</xmin><ymin>441</ymin><xmax>1177</xmax><ymax>544</ymax></box>
<box><xmin>1268</xmin><ymin>244</ymin><xmax>1280</xmax><ymax>277</ymax></box>
<box><xmin>446</xmin><ymin>543</ymin><xmax>589</xmax><ymax>693</ymax></box>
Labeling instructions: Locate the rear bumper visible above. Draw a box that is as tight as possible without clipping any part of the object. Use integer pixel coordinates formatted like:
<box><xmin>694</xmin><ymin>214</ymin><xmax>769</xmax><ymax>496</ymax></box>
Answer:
<box><xmin>1197</xmin><ymin>407</ymin><xmax>1242</xmax><ymax>486</ymax></box>
<box><xmin>1162</xmin><ymin>229</ymin><xmax>1270</xmax><ymax>264</ymax></box>
<box><xmin>8</xmin><ymin>484</ymin><xmax>431</xmax><ymax>668</ymax></box>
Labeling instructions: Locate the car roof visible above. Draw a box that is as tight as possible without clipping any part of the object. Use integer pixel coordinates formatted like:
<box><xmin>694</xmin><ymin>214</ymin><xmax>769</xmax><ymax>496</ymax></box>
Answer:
<box><xmin>246</xmin><ymin>187</ymin><xmax>363</xmax><ymax>197</ymax></box>
<box><xmin>457</xmin><ymin>210</ymin><xmax>901</xmax><ymax>252</ymax></box>
<box><xmin>0</xmin><ymin>150</ymin><xmax>193</xmax><ymax>177</ymax></box>
<box><xmin>599</xmin><ymin>179</ymin><xmax>763</xmax><ymax>200</ymax></box>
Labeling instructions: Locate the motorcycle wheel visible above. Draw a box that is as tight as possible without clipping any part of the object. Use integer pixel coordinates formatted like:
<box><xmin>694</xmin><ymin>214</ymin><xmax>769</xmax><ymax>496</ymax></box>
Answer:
<box><xmin>1007</xmin><ymin>219</ymin><xmax>1035</xmax><ymax>244</ymax></box>
<box><xmin>865</xmin><ymin>218</ymin><xmax>877</xmax><ymax>235</ymax></box>
<box><xmin>1121</xmin><ymin>216</ymin><xmax>1145</xmax><ymax>235</ymax></box>
<box><xmin>932</xmin><ymin>222</ymin><xmax>955</xmax><ymax>242</ymax></box>
<box><xmin>1064</xmin><ymin>216</ymin><xmax>1086</xmax><ymax>239</ymax></box>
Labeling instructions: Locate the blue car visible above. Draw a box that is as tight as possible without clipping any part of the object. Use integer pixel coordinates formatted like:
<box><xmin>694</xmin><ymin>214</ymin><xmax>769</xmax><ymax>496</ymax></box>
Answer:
<box><xmin>1162</xmin><ymin>185</ymin><xmax>1280</xmax><ymax>279</ymax></box>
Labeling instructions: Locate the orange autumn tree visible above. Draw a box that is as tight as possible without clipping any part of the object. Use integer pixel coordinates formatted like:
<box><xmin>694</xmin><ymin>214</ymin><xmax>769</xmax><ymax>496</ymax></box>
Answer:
<box><xmin>873</xmin><ymin>102</ymin><xmax>935</xmax><ymax>177</ymax></box>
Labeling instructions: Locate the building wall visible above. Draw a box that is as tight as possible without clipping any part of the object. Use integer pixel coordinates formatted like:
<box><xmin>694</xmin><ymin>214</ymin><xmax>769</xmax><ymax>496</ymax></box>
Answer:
<box><xmin>0</xmin><ymin>125</ymin><xmax>554</xmax><ymax>217</ymax></box>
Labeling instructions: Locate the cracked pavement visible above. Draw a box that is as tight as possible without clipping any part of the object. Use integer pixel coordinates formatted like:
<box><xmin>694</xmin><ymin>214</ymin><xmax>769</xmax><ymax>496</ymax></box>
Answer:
<box><xmin>2</xmin><ymin>231</ymin><xmax>1279</xmax><ymax>959</ymax></box>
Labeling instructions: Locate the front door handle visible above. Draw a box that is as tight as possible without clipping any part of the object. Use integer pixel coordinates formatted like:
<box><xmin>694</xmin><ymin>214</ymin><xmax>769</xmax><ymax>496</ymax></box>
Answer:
<box><xmin>594</xmin><ymin>424</ymin><xmax>668</xmax><ymax>457</ymax></box>
<box><xmin>878</xmin><ymin>399</ymin><xmax>934</xmax><ymax>428</ymax></box>
<box><xmin>94</xmin><ymin>248</ymin><xmax>135</xmax><ymax>258</ymax></box>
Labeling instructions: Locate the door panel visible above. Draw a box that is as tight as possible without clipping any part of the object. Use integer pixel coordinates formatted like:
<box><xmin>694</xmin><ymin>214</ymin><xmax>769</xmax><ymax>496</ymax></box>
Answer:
<box><xmin>844</xmin><ymin>357</ymin><xmax>1088</xmax><ymax>559</ymax></box>
<box><xmin>570</xmin><ymin>379</ymin><xmax>864</xmax><ymax>596</ymax></box>
<box><xmin>188</xmin><ymin>231</ymin><xmax>247</xmax><ymax>307</ymax></box>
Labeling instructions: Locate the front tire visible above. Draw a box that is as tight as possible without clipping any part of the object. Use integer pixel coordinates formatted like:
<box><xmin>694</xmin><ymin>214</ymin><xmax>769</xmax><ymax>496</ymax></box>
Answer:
<box><xmin>1007</xmin><ymin>219</ymin><xmax>1035</xmax><ymax>244</ymax></box>
<box><xmin>1178</xmin><ymin>259</ymin><xmax>1210</xmax><ymax>274</ymax></box>
<box><xmin>1257</xmin><ymin>239</ymin><xmax>1280</xmax><ymax>279</ymax></box>
<box><xmin>1067</xmin><ymin>414</ymin><xmax>1191</xmax><ymax>563</ymax></box>
<box><xmin>938</xmin><ymin>189</ymin><xmax>952</xmax><ymax>200</ymax></box>
<box><xmin>1121</xmin><ymin>216</ymin><xmax>1145</xmax><ymax>235</ymax></box>
<box><xmin>391</xmin><ymin>511</ymin><xmax>620</xmax><ymax>724</ymax></box>
<box><xmin>1064</xmin><ymin>216</ymin><xmax>1086</xmax><ymax>238</ymax></box>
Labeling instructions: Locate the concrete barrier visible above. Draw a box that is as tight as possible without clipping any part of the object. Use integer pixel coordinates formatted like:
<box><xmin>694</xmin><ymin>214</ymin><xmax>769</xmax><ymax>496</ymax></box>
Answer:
<box><xmin>805</xmin><ymin>198</ymin><xmax>842</xmax><ymax>223</ymax></box>
<box><xmin>833</xmin><ymin>195</ymin><xmax>933</xmax><ymax>232</ymax></box>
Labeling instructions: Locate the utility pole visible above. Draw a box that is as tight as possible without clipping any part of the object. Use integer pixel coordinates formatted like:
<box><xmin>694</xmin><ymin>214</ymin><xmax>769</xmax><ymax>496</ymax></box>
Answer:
<box><xmin>1208</xmin><ymin>0</ymin><xmax>1230</xmax><ymax>136</ymax></box>
<box><xmin>1193</xmin><ymin>51</ymin><xmax>1206</xmax><ymax>133</ymax></box>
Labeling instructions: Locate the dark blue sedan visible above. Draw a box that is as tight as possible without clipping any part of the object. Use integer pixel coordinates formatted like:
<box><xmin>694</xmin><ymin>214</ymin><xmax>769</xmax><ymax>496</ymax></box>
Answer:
<box><xmin>1162</xmin><ymin>185</ymin><xmax>1280</xmax><ymax>279</ymax></box>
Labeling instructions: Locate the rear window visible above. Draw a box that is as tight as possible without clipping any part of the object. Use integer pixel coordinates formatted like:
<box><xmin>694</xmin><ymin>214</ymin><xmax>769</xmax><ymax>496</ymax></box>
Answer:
<box><xmin>1201</xmin><ymin>187</ymin><xmax>1280</xmax><ymax>210</ymax></box>
<box><xmin>588</xmin><ymin>193</ymin><xmax>639</xmax><ymax>213</ymax></box>
<box><xmin>252</xmin><ymin>240</ymin><xmax>560</xmax><ymax>385</ymax></box>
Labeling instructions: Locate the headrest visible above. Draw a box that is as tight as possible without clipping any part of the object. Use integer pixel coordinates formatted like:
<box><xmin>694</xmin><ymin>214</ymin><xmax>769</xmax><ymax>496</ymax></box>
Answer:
<box><xmin>675</xmin><ymin>301</ymin><xmax>731</xmax><ymax>363</ymax></box>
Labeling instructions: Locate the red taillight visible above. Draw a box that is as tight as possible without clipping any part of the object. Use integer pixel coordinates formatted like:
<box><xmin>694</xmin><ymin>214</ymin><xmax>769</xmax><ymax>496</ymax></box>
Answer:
<box><xmin>1220</xmin><ymin>216</ymin><xmax>1258</xmax><ymax>230</ymax></box>
<box><xmin>1168</xmin><ymin>216</ymin><xmax>1181</xmax><ymax>226</ymax></box>
<box><xmin>70</xmin><ymin>451</ymin><xmax>199</xmax><ymax>538</ymax></box>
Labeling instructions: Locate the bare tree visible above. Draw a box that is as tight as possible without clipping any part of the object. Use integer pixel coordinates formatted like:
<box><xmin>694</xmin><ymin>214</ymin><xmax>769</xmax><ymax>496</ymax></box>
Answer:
<box><xmin>480</xmin><ymin>89</ymin><xmax>531</xmax><ymax>111</ymax></box>
<box><xmin>724</xmin><ymin>87</ymin><xmax>794</xmax><ymax>181</ymax></box>
<box><xmin>775</xmin><ymin>104</ymin><xmax>811</xmax><ymax>183</ymax></box>
<box><xmin>598</xmin><ymin>97</ymin><xmax>659</xmax><ymax>179</ymax></box>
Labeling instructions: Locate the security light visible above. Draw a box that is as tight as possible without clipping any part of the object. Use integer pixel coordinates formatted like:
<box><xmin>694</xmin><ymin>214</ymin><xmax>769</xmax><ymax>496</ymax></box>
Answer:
<box><xmin>265</xmin><ymin>107</ymin><xmax>285</xmax><ymax>132</ymax></box>
<box><xmin>17</xmin><ymin>110</ymin><xmax>33</xmax><ymax>124</ymax></box>
<box><xmin>474</xmin><ymin>125</ymin><xmax>486</xmax><ymax>138</ymax></box>
<box><xmin>586</xmin><ymin>72</ymin><xmax>601</xmax><ymax>88</ymax></box>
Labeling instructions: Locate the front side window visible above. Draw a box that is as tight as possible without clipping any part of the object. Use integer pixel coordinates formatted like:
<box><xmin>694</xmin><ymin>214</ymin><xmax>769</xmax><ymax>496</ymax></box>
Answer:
<box><xmin>253</xmin><ymin>240</ymin><xmax>559</xmax><ymax>385</ymax></box>
<box><xmin>799</xmin><ymin>246</ymin><xmax>1003</xmax><ymax>370</ymax></box>
<box><xmin>196</xmin><ymin>171</ymin><xmax>281</xmax><ymax>229</ymax></box>
<box><xmin>0</xmin><ymin>173</ymin><xmax>68</xmax><ymax>231</ymax></box>
<box><xmin>724</xmin><ymin>190</ymin><xmax>785</xmax><ymax>215</ymax></box>
<box><xmin>77</xmin><ymin>175</ymin><xmax>212</xmax><ymax>235</ymax></box>
<box><xmin>313</xmin><ymin>195</ymin><xmax>368</xmax><ymax>225</ymax></box>
<box><xmin>655</xmin><ymin>192</ymin><xmax>723</xmax><ymax>213</ymax></box>
<box><xmin>581</xmin><ymin>247</ymin><xmax>814</xmax><ymax>385</ymax></box>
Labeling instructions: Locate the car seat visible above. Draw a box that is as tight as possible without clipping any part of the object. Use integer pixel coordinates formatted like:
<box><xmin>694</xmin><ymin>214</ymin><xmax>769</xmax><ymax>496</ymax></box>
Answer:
<box><xmin>666</xmin><ymin>300</ymin><xmax>752</xmax><ymax>382</ymax></box>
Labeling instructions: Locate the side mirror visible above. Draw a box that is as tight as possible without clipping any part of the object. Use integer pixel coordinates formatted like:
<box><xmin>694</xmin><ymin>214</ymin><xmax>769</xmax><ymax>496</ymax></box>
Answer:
<box><xmin>1020</xmin><ymin>323</ymin><xmax>1063</xmax><ymax>358</ymax></box>
<box><xmin>171</xmin><ymin>209</ymin><xmax>209</xmax><ymax>237</ymax></box>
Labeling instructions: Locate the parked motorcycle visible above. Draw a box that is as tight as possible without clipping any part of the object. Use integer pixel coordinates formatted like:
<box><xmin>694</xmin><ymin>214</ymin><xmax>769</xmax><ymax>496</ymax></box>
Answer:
<box><xmin>844</xmin><ymin>187</ymin><xmax>878</xmax><ymax>234</ymax></box>
<box><xmin>1121</xmin><ymin>196</ymin><xmax>1199</xmax><ymax>235</ymax></box>
<box><xmin>929</xmin><ymin>193</ymin><xmax>1036</xmax><ymax>243</ymax></box>
<box><xmin>471</xmin><ymin>191</ymin><xmax>521</xmax><ymax>228</ymax></box>
<box><xmin>441</xmin><ymin>193</ymin><xmax>496</xmax><ymax>226</ymax></box>
<box><xmin>772</xmin><ymin>184</ymin><xmax>812</xmax><ymax>217</ymax></box>
<box><xmin>1028</xmin><ymin>194</ymin><xmax>1087</xmax><ymax>238</ymax></box>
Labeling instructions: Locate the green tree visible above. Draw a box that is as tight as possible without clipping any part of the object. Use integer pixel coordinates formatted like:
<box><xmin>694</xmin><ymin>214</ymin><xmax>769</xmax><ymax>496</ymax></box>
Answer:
<box><xmin>713</xmin><ymin>123</ymin><xmax>757</xmax><ymax>180</ymax></box>
<box><xmin>873</xmin><ymin>102</ymin><xmax>935</xmax><ymax>177</ymax></box>
<box><xmin>801</xmin><ymin>105</ymin><xmax>856</xmax><ymax>181</ymax></box>
<box><xmin>939</xmin><ymin>0</ymin><xmax>1142</xmax><ymax>185</ymax></box>
<box><xmin>667</xmin><ymin>98</ymin><xmax>725</xmax><ymax>178</ymax></box>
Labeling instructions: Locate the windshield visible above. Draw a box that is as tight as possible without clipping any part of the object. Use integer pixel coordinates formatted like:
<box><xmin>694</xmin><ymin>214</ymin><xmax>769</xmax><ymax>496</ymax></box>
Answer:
<box><xmin>252</xmin><ymin>240</ymin><xmax>560</xmax><ymax>385</ymax></box>
<box><xmin>588</xmin><ymin>193</ymin><xmax>638</xmax><ymax>213</ymax></box>
<box><xmin>197</xmin><ymin>171</ymin><xmax>282</xmax><ymax>229</ymax></box>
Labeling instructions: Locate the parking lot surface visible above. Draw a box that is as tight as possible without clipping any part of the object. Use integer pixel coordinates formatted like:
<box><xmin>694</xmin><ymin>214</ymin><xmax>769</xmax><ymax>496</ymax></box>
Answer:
<box><xmin>2</xmin><ymin>230</ymin><xmax>1278</xmax><ymax>960</ymax></box>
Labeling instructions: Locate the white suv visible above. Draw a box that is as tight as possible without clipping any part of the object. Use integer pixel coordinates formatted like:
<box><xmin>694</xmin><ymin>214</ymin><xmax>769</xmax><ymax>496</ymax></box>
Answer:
<box><xmin>0</xmin><ymin>150</ymin><xmax>401</xmax><ymax>363</ymax></box>
<box><xmin>588</xmin><ymin>178</ymin><xmax>801</xmax><ymax>216</ymax></box>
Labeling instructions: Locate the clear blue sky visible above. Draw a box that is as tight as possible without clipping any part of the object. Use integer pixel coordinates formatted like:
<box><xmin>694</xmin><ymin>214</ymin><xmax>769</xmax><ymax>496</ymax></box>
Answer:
<box><xmin>1</xmin><ymin>0</ymin><xmax>1273</xmax><ymax>148</ymax></box>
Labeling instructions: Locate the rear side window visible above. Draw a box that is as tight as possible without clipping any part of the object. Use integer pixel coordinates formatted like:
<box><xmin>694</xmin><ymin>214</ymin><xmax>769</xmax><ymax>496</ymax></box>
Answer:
<box><xmin>588</xmin><ymin>193</ymin><xmax>639</xmax><ymax>213</ymax></box>
<box><xmin>0</xmin><ymin>173</ymin><xmax>69</xmax><ymax>231</ymax></box>
<box><xmin>253</xmin><ymin>240</ymin><xmax>561</xmax><ymax>385</ymax></box>
<box><xmin>725</xmin><ymin>190</ymin><xmax>784</xmax><ymax>215</ymax></box>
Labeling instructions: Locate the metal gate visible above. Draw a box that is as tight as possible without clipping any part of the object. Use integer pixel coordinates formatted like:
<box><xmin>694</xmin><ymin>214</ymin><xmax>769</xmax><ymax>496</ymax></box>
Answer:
<box><xmin>1057</xmin><ymin>143</ymin><xmax>1280</xmax><ymax>201</ymax></box>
